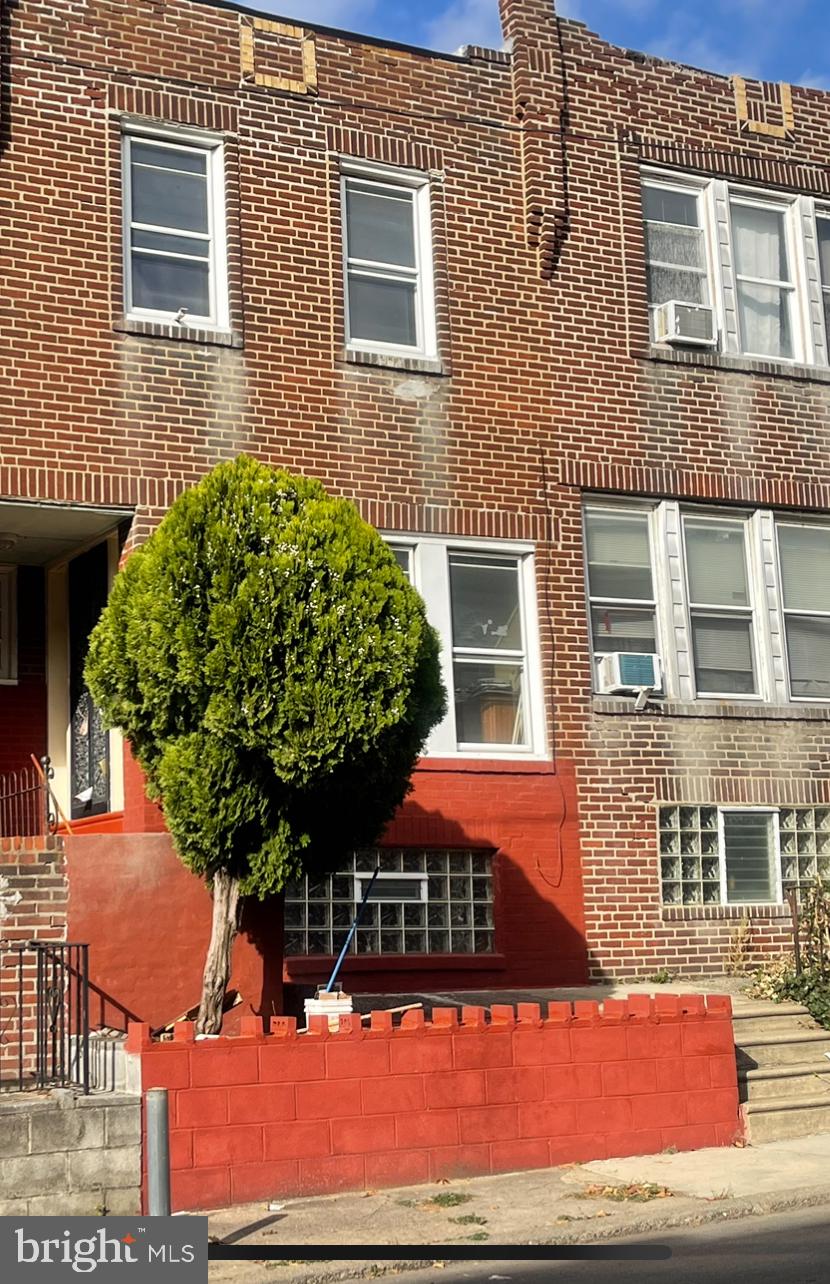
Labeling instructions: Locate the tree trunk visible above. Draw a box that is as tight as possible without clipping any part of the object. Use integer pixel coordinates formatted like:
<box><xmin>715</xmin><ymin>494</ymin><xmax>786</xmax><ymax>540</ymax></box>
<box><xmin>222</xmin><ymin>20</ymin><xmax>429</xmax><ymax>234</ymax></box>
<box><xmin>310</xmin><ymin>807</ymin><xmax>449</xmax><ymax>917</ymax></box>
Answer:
<box><xmin>196</xmin><ymin>868</ymin><xmax>241</xmax><ymax>1035</ymax></box>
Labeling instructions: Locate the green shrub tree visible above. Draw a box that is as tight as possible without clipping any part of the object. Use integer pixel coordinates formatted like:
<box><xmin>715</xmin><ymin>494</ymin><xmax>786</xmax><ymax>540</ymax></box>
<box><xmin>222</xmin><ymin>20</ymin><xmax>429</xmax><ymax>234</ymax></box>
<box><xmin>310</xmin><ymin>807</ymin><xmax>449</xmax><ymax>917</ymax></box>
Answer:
<box><xmin>85</xmin><ymin>456</ymin><xmax>446</xmax><ymax>1032</ymax></box>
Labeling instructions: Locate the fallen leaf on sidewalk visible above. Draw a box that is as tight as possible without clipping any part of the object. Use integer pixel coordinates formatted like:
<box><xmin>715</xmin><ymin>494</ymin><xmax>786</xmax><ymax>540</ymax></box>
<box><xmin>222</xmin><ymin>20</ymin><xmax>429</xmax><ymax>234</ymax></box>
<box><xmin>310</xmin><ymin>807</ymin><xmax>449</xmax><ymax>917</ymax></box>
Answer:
<box><xmin>579</xmin><ymin>1182</ymin><xmax>673</xmax><ymax>1202</ymax></box>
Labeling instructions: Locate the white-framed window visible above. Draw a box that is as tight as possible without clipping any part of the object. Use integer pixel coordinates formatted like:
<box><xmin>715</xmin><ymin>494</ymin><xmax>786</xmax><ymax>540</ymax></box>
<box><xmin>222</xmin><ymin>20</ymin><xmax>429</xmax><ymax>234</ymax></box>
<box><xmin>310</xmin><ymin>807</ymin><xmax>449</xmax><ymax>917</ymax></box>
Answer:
<box><xmin>643</xmin><ymin>179</ymin><xmax>711</xmax><ymax>317</ymax></box>
<box><xmin>384</xmin><ymin>535</ymin><xmax>546</xmax><ymax>757</ymax></box>
<box><xmin>585</xmin><ymin>498</ymin><xmax>830</xmax><ymax>706</ymax></box>
<box><xmin>682</xmin><ymin>514</ymin><xmax>757</xmax><ymax>698</ymax></box>
<box><xmin>659</xmin><ymin>804</ymin><xmax>782</xmax><ymax>907</ymax></box>
<box><xmin>584</xmin><ymin>506</ymin><xmax>659</xmax><ymax>660</ymax></box>
<box><xmin>0</xmin><ymin>567</ymin><xmax>16</xmax><ymax>683</ymax></box>
<box><xmin>341</xmin><ymin>162</ymin><xmax>436</xmax><ymax>358</ymax></box>
<box><xmin>122</xmin><ymin>125</ymin><xmax>229</xmax><ymax>330</ymax></box>
<box><xmin>730</xmin><ymin>195</ymin><xmax>796</xmax><ymax>360</ymax></box>
<box><xmin>642</xmin><ymin>170</ymin><xmax>830</xmax><ymax>366</ymax></box>
<box><xmin>776</xmin><ymin>521</ymin><xmax>830</xmax><ymax>700</ymax></box>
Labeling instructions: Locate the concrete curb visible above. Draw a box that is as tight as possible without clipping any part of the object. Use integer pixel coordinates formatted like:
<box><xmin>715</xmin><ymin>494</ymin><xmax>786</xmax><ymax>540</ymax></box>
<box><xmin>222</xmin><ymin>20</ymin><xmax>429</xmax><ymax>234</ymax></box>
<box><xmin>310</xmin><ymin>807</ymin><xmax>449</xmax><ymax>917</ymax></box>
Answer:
<box><xmin>208</xmin><ymin>1183</ymin><xmax>830</xmax><ymax>1283</ymax></box>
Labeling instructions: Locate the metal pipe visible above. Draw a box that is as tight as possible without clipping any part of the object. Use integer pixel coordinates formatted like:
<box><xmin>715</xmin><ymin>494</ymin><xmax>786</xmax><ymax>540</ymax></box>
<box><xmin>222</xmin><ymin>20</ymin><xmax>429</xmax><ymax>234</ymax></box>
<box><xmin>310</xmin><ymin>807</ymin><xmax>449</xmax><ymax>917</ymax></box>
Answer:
<box><xmin>146</xmin><ymin>1088</ymin><xmax>172</xmax><ymax>1216</ymax></box>
<box><xmin>324</xmin><ymin>866</ymin><xmax>380</xmax><ymax>993</ymax></box>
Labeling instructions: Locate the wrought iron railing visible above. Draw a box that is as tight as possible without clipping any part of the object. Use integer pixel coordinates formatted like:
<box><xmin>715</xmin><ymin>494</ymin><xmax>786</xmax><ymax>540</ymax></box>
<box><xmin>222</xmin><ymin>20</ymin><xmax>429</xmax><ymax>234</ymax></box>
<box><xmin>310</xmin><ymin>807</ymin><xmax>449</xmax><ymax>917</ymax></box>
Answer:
<box><xmin>0</xmin><ymin>756</ymin><xmax>56</xmax><ymax>839</ymax></box>
<box><xmin>0</xmin><ymin>941</ymin><xmax>89</xmax><ymax>1092</ymax></box>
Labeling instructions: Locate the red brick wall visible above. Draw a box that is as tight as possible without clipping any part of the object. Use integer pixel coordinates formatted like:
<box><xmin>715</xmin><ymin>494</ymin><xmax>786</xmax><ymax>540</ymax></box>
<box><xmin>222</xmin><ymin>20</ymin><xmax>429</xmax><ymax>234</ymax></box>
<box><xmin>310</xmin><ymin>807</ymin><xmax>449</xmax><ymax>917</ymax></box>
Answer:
<box><xmin>0</xmin><ymin>837</ymin><xmax>68</xmax><ymax>1081</ymax></box>
<box><xmin>126</xmin><ymin>995</ymin><xmax>741</xmax><ymax>1212</ymax></box>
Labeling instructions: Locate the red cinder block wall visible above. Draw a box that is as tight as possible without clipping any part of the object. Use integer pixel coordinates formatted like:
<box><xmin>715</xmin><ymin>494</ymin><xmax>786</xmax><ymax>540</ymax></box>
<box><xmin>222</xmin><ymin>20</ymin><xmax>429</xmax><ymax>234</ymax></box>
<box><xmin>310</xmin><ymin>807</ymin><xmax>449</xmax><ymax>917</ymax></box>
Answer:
<box><xmin>126</xmin><ymin>995</ymin><xmax>742</xmax><ymax>1212</ymax></box>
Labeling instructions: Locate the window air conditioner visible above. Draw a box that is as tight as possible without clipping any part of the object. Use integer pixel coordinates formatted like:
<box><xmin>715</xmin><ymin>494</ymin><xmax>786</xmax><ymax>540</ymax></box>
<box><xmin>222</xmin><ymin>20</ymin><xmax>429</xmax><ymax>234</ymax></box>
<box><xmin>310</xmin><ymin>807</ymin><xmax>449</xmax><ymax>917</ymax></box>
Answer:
<box><xmin>653</xmin><ymin>300</ymin><xmax>716</xmax><ymax>347</ymax></box>
<box><xmin>596</xmin><ymin>652</ymin><xmax>662</xmax><ymax>695</ymax></box>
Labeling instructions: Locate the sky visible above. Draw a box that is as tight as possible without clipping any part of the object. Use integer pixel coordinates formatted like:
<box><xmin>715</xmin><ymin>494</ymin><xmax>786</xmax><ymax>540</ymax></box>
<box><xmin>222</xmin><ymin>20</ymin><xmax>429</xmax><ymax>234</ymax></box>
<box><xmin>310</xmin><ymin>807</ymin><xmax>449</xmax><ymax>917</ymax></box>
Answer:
<box><xmin>256</xmin><ymin>1</ymin><xmax>830</xmax><ymax>91</ymax></box>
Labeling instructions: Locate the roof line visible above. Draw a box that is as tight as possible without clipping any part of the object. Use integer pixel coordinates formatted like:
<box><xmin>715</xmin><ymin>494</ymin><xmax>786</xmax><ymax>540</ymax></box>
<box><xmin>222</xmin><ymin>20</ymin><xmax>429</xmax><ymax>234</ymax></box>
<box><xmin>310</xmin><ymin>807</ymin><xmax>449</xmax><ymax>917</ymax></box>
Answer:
<box><xmin>189</xmin><ymin>0</ymin><xmax>489</xmax><ymax>64</ymax></box>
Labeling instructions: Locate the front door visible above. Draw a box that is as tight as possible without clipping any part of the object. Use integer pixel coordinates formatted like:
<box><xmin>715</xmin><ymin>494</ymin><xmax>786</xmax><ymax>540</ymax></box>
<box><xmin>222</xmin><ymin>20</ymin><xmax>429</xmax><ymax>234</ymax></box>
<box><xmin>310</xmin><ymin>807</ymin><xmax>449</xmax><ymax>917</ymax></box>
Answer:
<box><xmin>68</xmin><ymin>543</ymin><xmax>110</xmax><ymax>820</ymax></box>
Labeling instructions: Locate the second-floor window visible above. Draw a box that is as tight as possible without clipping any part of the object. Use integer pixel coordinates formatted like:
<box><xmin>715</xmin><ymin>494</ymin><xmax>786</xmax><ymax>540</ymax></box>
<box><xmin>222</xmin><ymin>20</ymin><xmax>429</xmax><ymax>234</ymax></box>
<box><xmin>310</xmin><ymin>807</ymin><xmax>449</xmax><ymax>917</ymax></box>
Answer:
<box><xmin>342</xmin><ymin>164</ymin><xmax>436</xmax><ymax>358</ymax></box>
<box><xmin>642</xmin><ymin>171</ymin><xmax>830</xmax><ymax>366</ymax></box>
<box><xmin>585</xmin><ymin>499</ymin><xmax>830</xmax><ymax>706</ymax></box>
<box><xmin>123</xmin><ymin>128</ymin><xmax>228</xmax><ymax>329</ymax></box>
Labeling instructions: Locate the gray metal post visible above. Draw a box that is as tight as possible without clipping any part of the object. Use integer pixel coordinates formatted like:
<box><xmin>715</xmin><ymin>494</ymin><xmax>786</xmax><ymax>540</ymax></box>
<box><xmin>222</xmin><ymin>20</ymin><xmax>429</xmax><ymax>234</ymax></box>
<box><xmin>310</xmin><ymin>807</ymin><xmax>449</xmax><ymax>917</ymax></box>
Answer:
<box><xmin>146</xmin><ymin>1088</ymin><xmax>171</xmax><ymax>1216</ymax></box>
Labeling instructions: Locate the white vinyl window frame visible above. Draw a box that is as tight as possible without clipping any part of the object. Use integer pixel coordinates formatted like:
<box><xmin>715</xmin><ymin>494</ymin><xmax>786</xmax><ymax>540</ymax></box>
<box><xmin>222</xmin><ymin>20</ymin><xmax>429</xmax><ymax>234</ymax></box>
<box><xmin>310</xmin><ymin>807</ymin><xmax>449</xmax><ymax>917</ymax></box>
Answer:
<box><xmin>717</xmin><ymin>806</ymin><xmax>782</xmax><ymax>906</ymax></box>
<box><xmin>584</xmin><ymin>497</ymin><xmax>830</xmax><ymax>708</ymax></box>
<box><xmin>641</xmin><ymin>168</ymin><xmax>825</xmax><ymax>367</ymax></box>
<box><xmin>775</xmin><ymin>517</ymin><xmax>830</xmax><ymax>703</ymax></box>
<box><xmin>0</xmin><ymin>567</ymin><xmax>17</xmax><ymax>684</ymax></box>
<box><xmin>728</xmin><ymin>192</ymin><xmax>801</xmax><ymax>362</ymax></box>
<box><xmin>121</xmin><ymin>122</ymin><xmax>229</xmax><ymax>331</ymax></box>
<box><xmin>681</xmin><ymin>511</ymin><xmax>761</xmax><ymax>701</ymax></box>
<box><xmin>642</xmin><ymin>175</ymin><xmax>714</xmax><ymax>328</ymax></box>
<box><xmin>341</xmin><ymin>160</ymin><xmax>437</xmax><ymax>359</ymax></box>
<box><xmin>582</xmin><ymin>501</ymin><xmax>662</xmax><ymax>683</ymax></box>
<box><xmin>382</xmin><ymin>534</ymin><xmax>546</xmax><ymax>759</ymax></box>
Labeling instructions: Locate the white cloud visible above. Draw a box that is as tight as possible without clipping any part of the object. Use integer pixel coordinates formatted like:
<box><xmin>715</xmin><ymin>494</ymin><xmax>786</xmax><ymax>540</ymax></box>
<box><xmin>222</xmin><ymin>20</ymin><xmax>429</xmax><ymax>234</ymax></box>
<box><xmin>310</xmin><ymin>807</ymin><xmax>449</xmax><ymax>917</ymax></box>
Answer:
<box><xmin>425</xmin><ymin>0</ymin><xmax>505</xmax><ymax>53</ymax></box>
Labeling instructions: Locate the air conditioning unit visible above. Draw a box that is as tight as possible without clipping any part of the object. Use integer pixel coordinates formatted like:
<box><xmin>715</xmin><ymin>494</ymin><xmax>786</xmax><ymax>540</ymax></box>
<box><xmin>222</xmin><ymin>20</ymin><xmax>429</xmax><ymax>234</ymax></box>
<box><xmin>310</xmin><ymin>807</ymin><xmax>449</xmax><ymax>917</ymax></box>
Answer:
<box><xmin>596</xmin><ymin>652</ymin><xmax>662</xmax><ymax>695</ymax></box>
<box><xmin>653</xmin><ymin>300</ymin><xmax>717</xmax><ymax>347</ymax></box>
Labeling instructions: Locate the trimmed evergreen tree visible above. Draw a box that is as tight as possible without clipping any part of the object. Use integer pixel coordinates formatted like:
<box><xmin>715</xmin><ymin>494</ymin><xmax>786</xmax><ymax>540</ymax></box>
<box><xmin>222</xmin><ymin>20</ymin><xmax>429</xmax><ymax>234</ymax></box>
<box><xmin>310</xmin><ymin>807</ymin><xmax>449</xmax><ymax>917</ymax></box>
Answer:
<box><xmin>85</xmin><ymin>456</ymin><xmax>446</xmax><ymax>1032</ymax></box>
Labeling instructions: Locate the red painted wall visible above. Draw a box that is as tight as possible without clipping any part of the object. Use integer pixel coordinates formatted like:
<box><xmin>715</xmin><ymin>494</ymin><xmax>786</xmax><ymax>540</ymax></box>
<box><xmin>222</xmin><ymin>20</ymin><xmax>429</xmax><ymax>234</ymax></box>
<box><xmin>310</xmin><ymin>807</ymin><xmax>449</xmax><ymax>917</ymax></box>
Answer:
<box><xmin>66</xmin><ymin>834</ymin><xmax>284</xmax><ymax>1031</ymax></box>
<box><xmin>126</xmin><ymin>995</ymin><xmax>741</xmax><ymax>1212</ymax></box>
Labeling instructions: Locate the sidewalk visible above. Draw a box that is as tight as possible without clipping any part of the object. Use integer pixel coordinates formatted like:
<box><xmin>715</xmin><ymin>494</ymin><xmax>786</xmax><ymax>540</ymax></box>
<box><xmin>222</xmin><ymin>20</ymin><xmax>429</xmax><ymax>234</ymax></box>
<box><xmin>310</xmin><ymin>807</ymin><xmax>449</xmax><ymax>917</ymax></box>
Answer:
<box><xmin>206</xmin><ymin>1131</ymin><xmax>830</xmax><ymax>1282</ymax></box>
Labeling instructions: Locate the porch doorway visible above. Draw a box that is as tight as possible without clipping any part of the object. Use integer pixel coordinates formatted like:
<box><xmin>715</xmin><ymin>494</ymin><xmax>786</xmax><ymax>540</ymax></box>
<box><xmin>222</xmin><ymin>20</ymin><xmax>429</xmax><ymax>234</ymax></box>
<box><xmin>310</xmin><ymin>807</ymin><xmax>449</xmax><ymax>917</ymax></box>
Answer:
<box><xmin>68</xmin><ymin>542</ymin><xmax>111</xmax><ymax>820</ymax></box>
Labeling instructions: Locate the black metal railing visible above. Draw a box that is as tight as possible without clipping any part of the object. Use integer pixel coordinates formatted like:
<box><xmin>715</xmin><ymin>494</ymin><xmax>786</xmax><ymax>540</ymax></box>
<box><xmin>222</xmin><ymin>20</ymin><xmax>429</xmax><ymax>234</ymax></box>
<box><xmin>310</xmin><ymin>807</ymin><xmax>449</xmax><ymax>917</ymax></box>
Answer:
<box><xmin>0</xmin><ymin>756</ymin><xmax>56</xmax><ymax>838</ymax></box>
<box><xmin>0</xmin><ymin>941</ymin><xmax>89</xmax><ymax>1093</ymax></box>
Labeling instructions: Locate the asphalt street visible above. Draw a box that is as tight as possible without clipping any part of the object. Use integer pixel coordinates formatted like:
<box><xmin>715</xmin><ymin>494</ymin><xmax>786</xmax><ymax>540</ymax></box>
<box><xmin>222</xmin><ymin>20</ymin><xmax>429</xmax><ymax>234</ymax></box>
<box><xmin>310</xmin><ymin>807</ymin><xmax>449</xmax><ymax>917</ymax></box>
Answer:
<box><xmin>368</xmin><ymin>1208</ymin><xmax>830</xmax><ymax>1284</ymax></box>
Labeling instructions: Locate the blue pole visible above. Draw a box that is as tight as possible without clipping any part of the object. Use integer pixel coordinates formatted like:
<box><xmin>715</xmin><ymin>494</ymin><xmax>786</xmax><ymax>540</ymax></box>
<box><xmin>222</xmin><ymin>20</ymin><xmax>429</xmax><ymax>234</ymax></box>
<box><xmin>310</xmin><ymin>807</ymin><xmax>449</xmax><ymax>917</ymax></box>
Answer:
<box><xmin>324</xmin><ymin>866</ymin><xmax>380</xmax><ymax>993</ymax></box>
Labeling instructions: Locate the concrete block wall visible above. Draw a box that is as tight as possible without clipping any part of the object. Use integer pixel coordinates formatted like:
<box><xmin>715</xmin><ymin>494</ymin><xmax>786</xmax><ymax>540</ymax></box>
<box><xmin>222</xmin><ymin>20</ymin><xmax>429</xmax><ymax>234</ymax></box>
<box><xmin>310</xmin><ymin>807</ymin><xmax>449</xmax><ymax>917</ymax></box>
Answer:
<box><xmin>127</xmin><ymin>995</ymin><xmax>741</xmax><ymax>1212</ymax></box>
<box><xmin>0</xmin><ymin>1092</ymin><xmax>141</xmax><ymax>1215</ymax></box>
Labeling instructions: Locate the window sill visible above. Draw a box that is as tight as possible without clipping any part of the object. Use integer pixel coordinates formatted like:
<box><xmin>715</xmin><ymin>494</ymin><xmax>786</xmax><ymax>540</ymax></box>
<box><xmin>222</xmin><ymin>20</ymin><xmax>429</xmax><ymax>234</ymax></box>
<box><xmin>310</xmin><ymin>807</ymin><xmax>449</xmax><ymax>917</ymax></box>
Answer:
<box><xmin>592</xmin><ymin>695</ymin><xmax>830</xmax><ymax>722</ymax></box>
<box><xmin>115</xmin><ymin>318</ymin><xmax>243</xmax><ymax>348</ymax></box>
<box><xmin>339</xmin><ymin>347</ymin><xmax>446</xmax><ymax>376</ymax></box>
<box><xmin>285</xmin><ymin>953</ymin><xmax>506</xmax><ymax>976</ymax></box>
<box><xmin>661</xmin><ymin>903</ymin><xmax>788</xmax><ymax>922</ymax></box>
<box><xmin>416</xmin><ymin>756</ymin><xmax>555</xmax><ymax>774</ymax></box>
<box><xmin>644</xmin><ymin>343</ymin><xmax>830</xmax><ymax>385</ymax></box>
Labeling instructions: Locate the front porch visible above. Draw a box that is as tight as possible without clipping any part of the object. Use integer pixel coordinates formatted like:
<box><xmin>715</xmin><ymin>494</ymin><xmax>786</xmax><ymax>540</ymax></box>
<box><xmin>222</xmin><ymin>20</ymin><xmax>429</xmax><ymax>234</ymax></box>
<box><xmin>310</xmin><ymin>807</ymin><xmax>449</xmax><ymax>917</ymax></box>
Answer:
<box><xmin>0</xmin><ymin>499</ymin><xmax>133</xmax><ymax>834</ymax></box>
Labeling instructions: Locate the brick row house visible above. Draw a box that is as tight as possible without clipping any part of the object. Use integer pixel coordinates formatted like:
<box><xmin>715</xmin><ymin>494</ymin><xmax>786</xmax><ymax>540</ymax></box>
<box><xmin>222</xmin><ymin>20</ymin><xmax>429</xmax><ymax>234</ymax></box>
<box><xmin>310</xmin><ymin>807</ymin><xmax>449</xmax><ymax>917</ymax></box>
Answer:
<box><xmin>1</xmin><ymin>0</ymin><xmax>829</xmax><ymax>1026</ymax></box>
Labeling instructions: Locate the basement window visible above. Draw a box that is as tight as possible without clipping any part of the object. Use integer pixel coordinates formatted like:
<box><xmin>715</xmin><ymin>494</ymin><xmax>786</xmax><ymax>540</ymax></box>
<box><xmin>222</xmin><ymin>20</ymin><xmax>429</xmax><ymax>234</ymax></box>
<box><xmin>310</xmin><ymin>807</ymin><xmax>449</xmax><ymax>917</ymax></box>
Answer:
<box><xmin>659</xmin><ymin>805</ymin><xmax>782</xmax><ymax>906</ymax></box>
<box><xmin>122</xmin><ymin>126</ymin><xmax>229</xmax><ymax>330</ymax></box>
<box><xmin>284</xmin><ymin>849</ymin><xmax>494</xmax><ymax>956</ymax></box>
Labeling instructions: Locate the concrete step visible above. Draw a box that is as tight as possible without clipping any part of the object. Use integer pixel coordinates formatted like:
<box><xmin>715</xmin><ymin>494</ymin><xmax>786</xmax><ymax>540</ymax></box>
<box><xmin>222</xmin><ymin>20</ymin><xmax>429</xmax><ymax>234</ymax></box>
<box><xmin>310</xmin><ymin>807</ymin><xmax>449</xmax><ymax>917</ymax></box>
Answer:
<box><xmin>739</xmin><ymin>1060</ymin><xmax>830</xmax><ymax>1103</ymax></box>
<box><xmin>731</xmin><ymin>1004</ymin><xmax>816</xmax><ymax>1036</ymax></box>
<box><xmin>743</xmin><ymin>1093</ymin><xmax>830</xmax><ymax>1143</ymax></box>
<box><xmin>735</xmin><ymin>1030</ymin><xmax>830</xmax><ymax>1068</ymax></box>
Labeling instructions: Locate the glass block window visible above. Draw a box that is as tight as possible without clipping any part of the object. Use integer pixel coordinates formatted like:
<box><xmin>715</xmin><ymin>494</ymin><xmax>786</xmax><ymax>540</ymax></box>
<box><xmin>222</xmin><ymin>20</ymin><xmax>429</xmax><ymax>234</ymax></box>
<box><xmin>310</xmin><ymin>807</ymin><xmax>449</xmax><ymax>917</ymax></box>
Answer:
<box><xmin>659</xmin><ymin>805</ymin><xmax>721</xmax><ymax>906</ymax></box>
<box><xmin>284</xmin><ymin>849</ymin><xmax>494</xmax><ymax>956</ymax></box>
<box><xmin>778</xmin><ymin>807</ymin><xmax>830</xmax><ymax>887</ymax></box>
<box><xmin>659</xmin><ymin>804</ymin><xmax>804</xmax><ymax>906</ymax></box>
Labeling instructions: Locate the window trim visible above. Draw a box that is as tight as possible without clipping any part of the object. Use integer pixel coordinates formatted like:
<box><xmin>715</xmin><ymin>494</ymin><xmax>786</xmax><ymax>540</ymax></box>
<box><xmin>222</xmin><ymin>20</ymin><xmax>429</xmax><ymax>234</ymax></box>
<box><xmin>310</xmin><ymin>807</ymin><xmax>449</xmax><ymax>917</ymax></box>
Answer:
<box><xmin>774</xmin><ymin>516</ymin><xmax>830</xmax><ymax>704</ymax></box>
<box><xmin>586</xmin><ymin>497</ymin><xmax>830</xmax><ymax>708</ymax></box>
<box><xmin>582</xmin><ymin>502</ymin><xmax>662</xmax><ymax>687</ymax></box>
<box><xmin>680</xmin><ymin>511</ymin><xmax>762</xmax><ymax>701</ymax></box>
<box><xmin>341</xmin><ymin>160</ymin><xmax>437</xmax><ymax>360</ymax></box>
<box><xmin>121</xmin><ymin>122</ymin><xmax>229</xmax><ymax>332</ymax></box>
<box><xmin>0</xmin><ymin>566</ymin><xmax>17</xmax><ymax>685</ymax></box>
<box><xmin>641</xmin><ymin>167</ymin><xmax>823</xmax><ymax>368</ymax></box>
<box><xmin>382</xmin><ymin>533</ymin><xmax>547</xmax><ymax>760</ymax></box>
